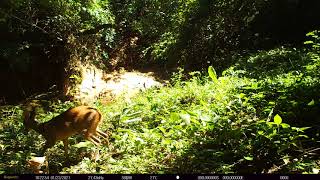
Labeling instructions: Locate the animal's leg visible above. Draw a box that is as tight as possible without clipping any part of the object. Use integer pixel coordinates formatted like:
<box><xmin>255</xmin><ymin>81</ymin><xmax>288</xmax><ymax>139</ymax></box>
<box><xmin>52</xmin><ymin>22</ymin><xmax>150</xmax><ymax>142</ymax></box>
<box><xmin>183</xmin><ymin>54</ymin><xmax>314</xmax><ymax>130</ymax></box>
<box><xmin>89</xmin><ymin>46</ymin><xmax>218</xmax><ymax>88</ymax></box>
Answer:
<box><xmin>96</xmin><ymin>130</ymin><xmax>109</xmax><ymax>146</ymax></box>
<box><xmin>62</xmin><ymin>139</ymin><xmax>69</xmax><ymax>157</ymax></box>
<box><xmin>96</xmin><ymin>129</ymin><xmax>108</xmax><ymax>139</ymax></box>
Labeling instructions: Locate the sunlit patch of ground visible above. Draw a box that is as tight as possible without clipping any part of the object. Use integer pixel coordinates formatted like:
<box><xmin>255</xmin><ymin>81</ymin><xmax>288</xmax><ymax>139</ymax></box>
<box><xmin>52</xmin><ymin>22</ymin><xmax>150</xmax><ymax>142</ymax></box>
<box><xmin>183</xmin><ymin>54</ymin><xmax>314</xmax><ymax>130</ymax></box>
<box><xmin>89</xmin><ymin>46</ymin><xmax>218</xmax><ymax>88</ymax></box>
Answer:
<box><xmin>76</xmin><ymin>67</ymin><xmax>162</xmax><ymax>105</ymax></box>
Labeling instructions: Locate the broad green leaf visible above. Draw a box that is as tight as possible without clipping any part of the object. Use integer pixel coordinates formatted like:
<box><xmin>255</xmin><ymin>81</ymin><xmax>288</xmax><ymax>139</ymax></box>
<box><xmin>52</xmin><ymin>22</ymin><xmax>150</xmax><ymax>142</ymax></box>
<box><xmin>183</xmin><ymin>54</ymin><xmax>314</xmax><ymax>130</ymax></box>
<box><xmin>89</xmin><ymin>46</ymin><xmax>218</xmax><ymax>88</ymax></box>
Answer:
<box><xmin>257</xmin><ymin>131</ymin><xmax>264</xmax><ymax>135</ymax></box>
<box><xmin>299</xmin><ymin>127</ymin><xmax>311</xmax><ymax>131</ymax></box>
<box><xmin>239</xmin><ymin>93</ymin><xmax>246</xmax><ymax>99</ymax></box>
<box><xmin>298</xmin><ymin>135</ymin><xmax>309</xmax><ymax>138</ymax></box>
<box><xmin>244</xmin><ymin>156</ymin><xmax>253</xmax><ymax>161</ymax></box>
<box><xmin>268</xmin><ymin>101</ymin><xmax>275</xmax><ymax>105</ymax></box>
<box><xmin>274</xmin><ymin>114</ymin><xmax>282</xmax><ymax>125</ymax></box>
<box><xmin>291</xmin><ymin>142</ymin><xmax>298</xmax><ymax>147</ymax></box>
<box><xmin>208</xmin><ymin>66</ymin><xmax>218</xmax><ymax>83</ymax></box>
<box><xmin>304</xmin><ymin>40</ymin><xmax>314</xmax><ymax>44</ymax></box>
<box><xmin>308</xmin><ymin>99</ymin><xmax>315</xmax><ymax>106</ymax></box>
<box><xmin>280</xmin><ymin>123</ymin><xmax>290</xmax><ymax>128</ymax></box>
<box><xmin>306</xmin><ymin>31</ymin><xmax>315</xmax><ymax>36</ymax></box>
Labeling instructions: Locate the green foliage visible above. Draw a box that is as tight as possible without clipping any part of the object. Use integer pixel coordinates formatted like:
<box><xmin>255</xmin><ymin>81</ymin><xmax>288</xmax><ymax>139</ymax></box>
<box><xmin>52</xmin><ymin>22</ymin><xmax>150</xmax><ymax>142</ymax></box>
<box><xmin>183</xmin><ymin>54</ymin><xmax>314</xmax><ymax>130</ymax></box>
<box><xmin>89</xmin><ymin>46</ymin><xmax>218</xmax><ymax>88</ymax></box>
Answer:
<box><xmin>274</xmin><ymin>114</ymin><xmax>282</xmax><ymax>125</ymax></box>
<box><xmin>0</xmin><ymin>106</ymin><xmax>30</xmax><ymax>173</ymax></box>
<box><xmin>305</xmin><ymin>30</ymin><xmax>320</xmax><ymax>72</ymax></box>
<box><xmin>67</xmin><ymin>51</ymin><xmax>317</xmax><ymax>173</ymax></box>
<box><xmin>0</xmin><ymin>0</ymin><xmax>116</xmax><ymax>102</ymax></box>
<box><xmin>208</xmin><ymin>66</ymin><xmax>218</xmax><ymax>83</ymax></box>
<box><xmin>1</xmin><ymin>0</ymin><xmax>114</xmax><ymax>38</ymax></box>
<box><xmin>110</xmin><ymin>0</ymin><xmax>267</xmax><ymax>69</ymax></box>
<box><xmin>0</xmin><ymin>0</ymin><xmax>115</xmax><ymax>71</ymax></box>
<box><xmin>1</xmin><ymin>1</ymin><xmax>320</xmax><ymax>175</ymax></box>
<box><xmin>1</xmin><ymin>41</ymin><xmax>320</xmax><ymax>173</ymax></box>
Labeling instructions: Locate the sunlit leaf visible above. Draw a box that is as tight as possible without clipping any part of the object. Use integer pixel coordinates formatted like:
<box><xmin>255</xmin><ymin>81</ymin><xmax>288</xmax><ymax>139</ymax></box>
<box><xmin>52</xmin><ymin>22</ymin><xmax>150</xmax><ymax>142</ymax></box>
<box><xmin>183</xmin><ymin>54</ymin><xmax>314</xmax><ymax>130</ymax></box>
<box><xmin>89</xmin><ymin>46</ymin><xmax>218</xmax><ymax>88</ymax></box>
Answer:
<box><xmin>208</xmin><ymin>66</ymin><xmax>218</xmax><ymax>83</ymax></box>
<box><xmin>298</xmin><ymin>135</ymin><xmax>309</xmax><ymax>138</ymax></box>
<box><xmin>307</xmin><ymin>99</ymin><xmax>315</xmax><ymax>106</ymax></box>
<box><xmin>283</xmin><ymin>158</ymin><xmax>290</xmax><ymax>165</ymax></box>
<box><xmin>280</xmin><ymin>123</ymin><xmax>290</xmax><ymax>128</ymax></box>
<box><xmin>239</xmin><ymin>93</ymin><xmax>245</xmax><ymax>99</ymax></box>
<box><xmin>170</xmin><ymin>113</ymin><xmax>180</xmax><ymax>122</ymax></box>
<box><xmin>274</xmin><ymin>114</ymin><xmax>282</xmax><ymax>125</ymax></box>
<box><xmin>163</xmin><ymin>139</ymin><xmax>172</xmax><ymax>145</ymax></box>
<box><xmin>306</xmin><ymin>31</ymin><xmax>315</xmax><ymax>36</ymax></box>
<box><xmin>158</xmin><ymin>127</ymin><xmax>166</xmax><ymax>134</ymax></box>
<box><xmin>244</xmin><ymin>156</ymin><xmax>253</xmax><ymax>161</ymax></box>
<box><xmin>304</xmin><ymin>40</ymin><xmax>314</xmax><ymax>44</ymax></box>
<box><xmin>257</xmin><ymin>131</ymin><xmax>264</xmax><ymax>135</ymax></box>
<box><xmin>299</xmin><ymin>127</ymin><xmax>311</xmax><ymax>131</ymax></box>
<box><xmin>268</xmin><ymin>101</ymin><xmax>275</xmax><ymax>105</ymax></box>
<box><xmin>291</xmin><ymin>142</ymin><xmax>298</xmax><ymax>147</ymax></box>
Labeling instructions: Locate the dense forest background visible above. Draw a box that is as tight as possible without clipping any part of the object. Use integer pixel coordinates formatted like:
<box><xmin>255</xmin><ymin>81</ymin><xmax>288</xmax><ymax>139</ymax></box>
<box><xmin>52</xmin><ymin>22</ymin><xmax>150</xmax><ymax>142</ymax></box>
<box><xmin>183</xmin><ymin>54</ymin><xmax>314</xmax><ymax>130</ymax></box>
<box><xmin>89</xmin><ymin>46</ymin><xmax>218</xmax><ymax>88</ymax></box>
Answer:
<box><xmin>1</xmin><ymin>0</ymin><xmax>320</xmax><ymax>174</ymax></box>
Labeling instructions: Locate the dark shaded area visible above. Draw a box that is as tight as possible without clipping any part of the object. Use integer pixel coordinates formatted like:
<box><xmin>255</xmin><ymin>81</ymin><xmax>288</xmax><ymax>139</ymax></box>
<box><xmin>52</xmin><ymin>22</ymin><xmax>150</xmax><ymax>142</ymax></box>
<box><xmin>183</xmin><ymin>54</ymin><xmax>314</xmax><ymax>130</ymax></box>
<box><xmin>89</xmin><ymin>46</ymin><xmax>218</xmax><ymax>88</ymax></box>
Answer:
<box><xmin>249</xmin><ymin>0</ymin><xmax>320</xmax><ymax>49</ymax></box>
<box><xmin>0</xmin><ymin>38</ymin><xmax>66</xmax><ymax>105</ymax></box>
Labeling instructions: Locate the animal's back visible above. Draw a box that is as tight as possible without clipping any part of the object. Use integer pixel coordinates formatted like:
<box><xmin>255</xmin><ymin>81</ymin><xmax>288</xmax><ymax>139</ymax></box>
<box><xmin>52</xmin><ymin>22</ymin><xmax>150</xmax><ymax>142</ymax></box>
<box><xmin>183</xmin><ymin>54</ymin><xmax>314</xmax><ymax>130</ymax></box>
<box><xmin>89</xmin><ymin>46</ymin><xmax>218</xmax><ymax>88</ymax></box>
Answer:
<box><xmin>42</xmin><ymin>106</ymin><xmax>101</xmax><ymax>141</ymax></box>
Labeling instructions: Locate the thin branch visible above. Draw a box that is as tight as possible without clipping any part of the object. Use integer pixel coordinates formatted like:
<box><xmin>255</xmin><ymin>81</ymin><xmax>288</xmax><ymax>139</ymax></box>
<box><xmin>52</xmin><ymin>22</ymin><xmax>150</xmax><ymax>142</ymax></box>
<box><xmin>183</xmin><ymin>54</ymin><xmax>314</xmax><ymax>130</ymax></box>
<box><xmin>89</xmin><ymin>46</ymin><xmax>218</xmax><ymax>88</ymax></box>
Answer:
<box><xmin>8</xmin><ymin>13</ymin><xmax>49</xmax><ymax>34</ymax></box>
<box><xmin>4</xmin><ymin>11</ymin><xmax>64</xmax><ymax>42</ymax></box>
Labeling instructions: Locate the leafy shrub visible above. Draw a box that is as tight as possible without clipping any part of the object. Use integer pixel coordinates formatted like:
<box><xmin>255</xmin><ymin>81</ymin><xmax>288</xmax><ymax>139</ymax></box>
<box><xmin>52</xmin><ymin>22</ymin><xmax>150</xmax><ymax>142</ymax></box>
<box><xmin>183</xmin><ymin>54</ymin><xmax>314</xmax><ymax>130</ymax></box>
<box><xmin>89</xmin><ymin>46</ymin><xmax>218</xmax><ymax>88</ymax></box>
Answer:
<box><xmin>110</xmin><ymin>0</ymin><xmax>267</xmax><ymax>69</ymax></box>
<box><xmin>1</xmin><ymin>52</ymin><xmax>318</xmax><ymax>173</ymax></box>
<box><xmin>59</xmin><ymin>65</ymin><xmax>314</xmax><ymax>173</ymax></box>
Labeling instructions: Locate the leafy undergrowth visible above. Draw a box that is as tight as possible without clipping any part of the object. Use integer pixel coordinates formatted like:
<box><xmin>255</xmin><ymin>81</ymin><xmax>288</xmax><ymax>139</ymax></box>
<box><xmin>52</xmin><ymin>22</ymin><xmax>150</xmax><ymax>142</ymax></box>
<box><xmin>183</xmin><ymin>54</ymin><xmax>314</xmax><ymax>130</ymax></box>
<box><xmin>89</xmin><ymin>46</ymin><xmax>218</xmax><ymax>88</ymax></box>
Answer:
<box><xmin>1</xmin><ymin>34</ymin><xmax>320</xmax><ymax>174</ymax></box>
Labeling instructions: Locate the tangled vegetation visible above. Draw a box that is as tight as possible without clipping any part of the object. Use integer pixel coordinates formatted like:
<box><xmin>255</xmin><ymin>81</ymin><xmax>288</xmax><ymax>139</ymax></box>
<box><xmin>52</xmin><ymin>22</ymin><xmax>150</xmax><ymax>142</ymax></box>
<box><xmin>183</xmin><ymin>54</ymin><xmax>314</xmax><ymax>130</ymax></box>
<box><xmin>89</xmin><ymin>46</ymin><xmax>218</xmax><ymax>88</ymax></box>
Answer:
<box><xmin>1</xmin><ymin>32</ymin><xmax>320</xmax><ymax>173</ymax></box>
<box><xmin>1</xmin><ymin>0</ymin><xmax>320</xmax><ymax>175</ymax></box>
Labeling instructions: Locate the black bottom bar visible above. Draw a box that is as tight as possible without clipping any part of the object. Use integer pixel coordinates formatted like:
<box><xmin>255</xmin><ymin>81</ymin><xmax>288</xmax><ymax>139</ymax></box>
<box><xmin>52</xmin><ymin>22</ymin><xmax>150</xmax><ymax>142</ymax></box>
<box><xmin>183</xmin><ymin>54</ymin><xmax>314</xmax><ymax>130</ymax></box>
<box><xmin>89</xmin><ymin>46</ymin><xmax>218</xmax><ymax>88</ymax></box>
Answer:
<box><xmin>1</xmin><ymin>174</ymin><xmax>319</xmax><ymax>180</ymax></box>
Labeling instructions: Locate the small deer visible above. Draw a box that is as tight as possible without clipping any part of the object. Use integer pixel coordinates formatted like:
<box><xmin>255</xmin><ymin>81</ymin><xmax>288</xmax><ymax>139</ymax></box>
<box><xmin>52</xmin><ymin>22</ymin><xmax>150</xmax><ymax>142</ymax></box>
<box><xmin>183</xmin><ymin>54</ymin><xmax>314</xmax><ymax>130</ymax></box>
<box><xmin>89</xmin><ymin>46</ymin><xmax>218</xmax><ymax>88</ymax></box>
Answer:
<box><xmin>23</xmin><ymin>105</ymin><xmax>109</xmax><ymax>156</ymax></box>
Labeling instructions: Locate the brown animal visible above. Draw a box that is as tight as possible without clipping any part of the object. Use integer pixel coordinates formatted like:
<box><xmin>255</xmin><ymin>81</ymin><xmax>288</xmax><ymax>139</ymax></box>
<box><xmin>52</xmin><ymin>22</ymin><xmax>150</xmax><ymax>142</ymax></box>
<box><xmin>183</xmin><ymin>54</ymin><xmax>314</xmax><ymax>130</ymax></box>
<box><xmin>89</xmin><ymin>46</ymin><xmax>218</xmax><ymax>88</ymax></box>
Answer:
<box><xmin>23</xmin><ymin>106</ymin><xmax>109</xmax><ymax>156</ymax></box>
